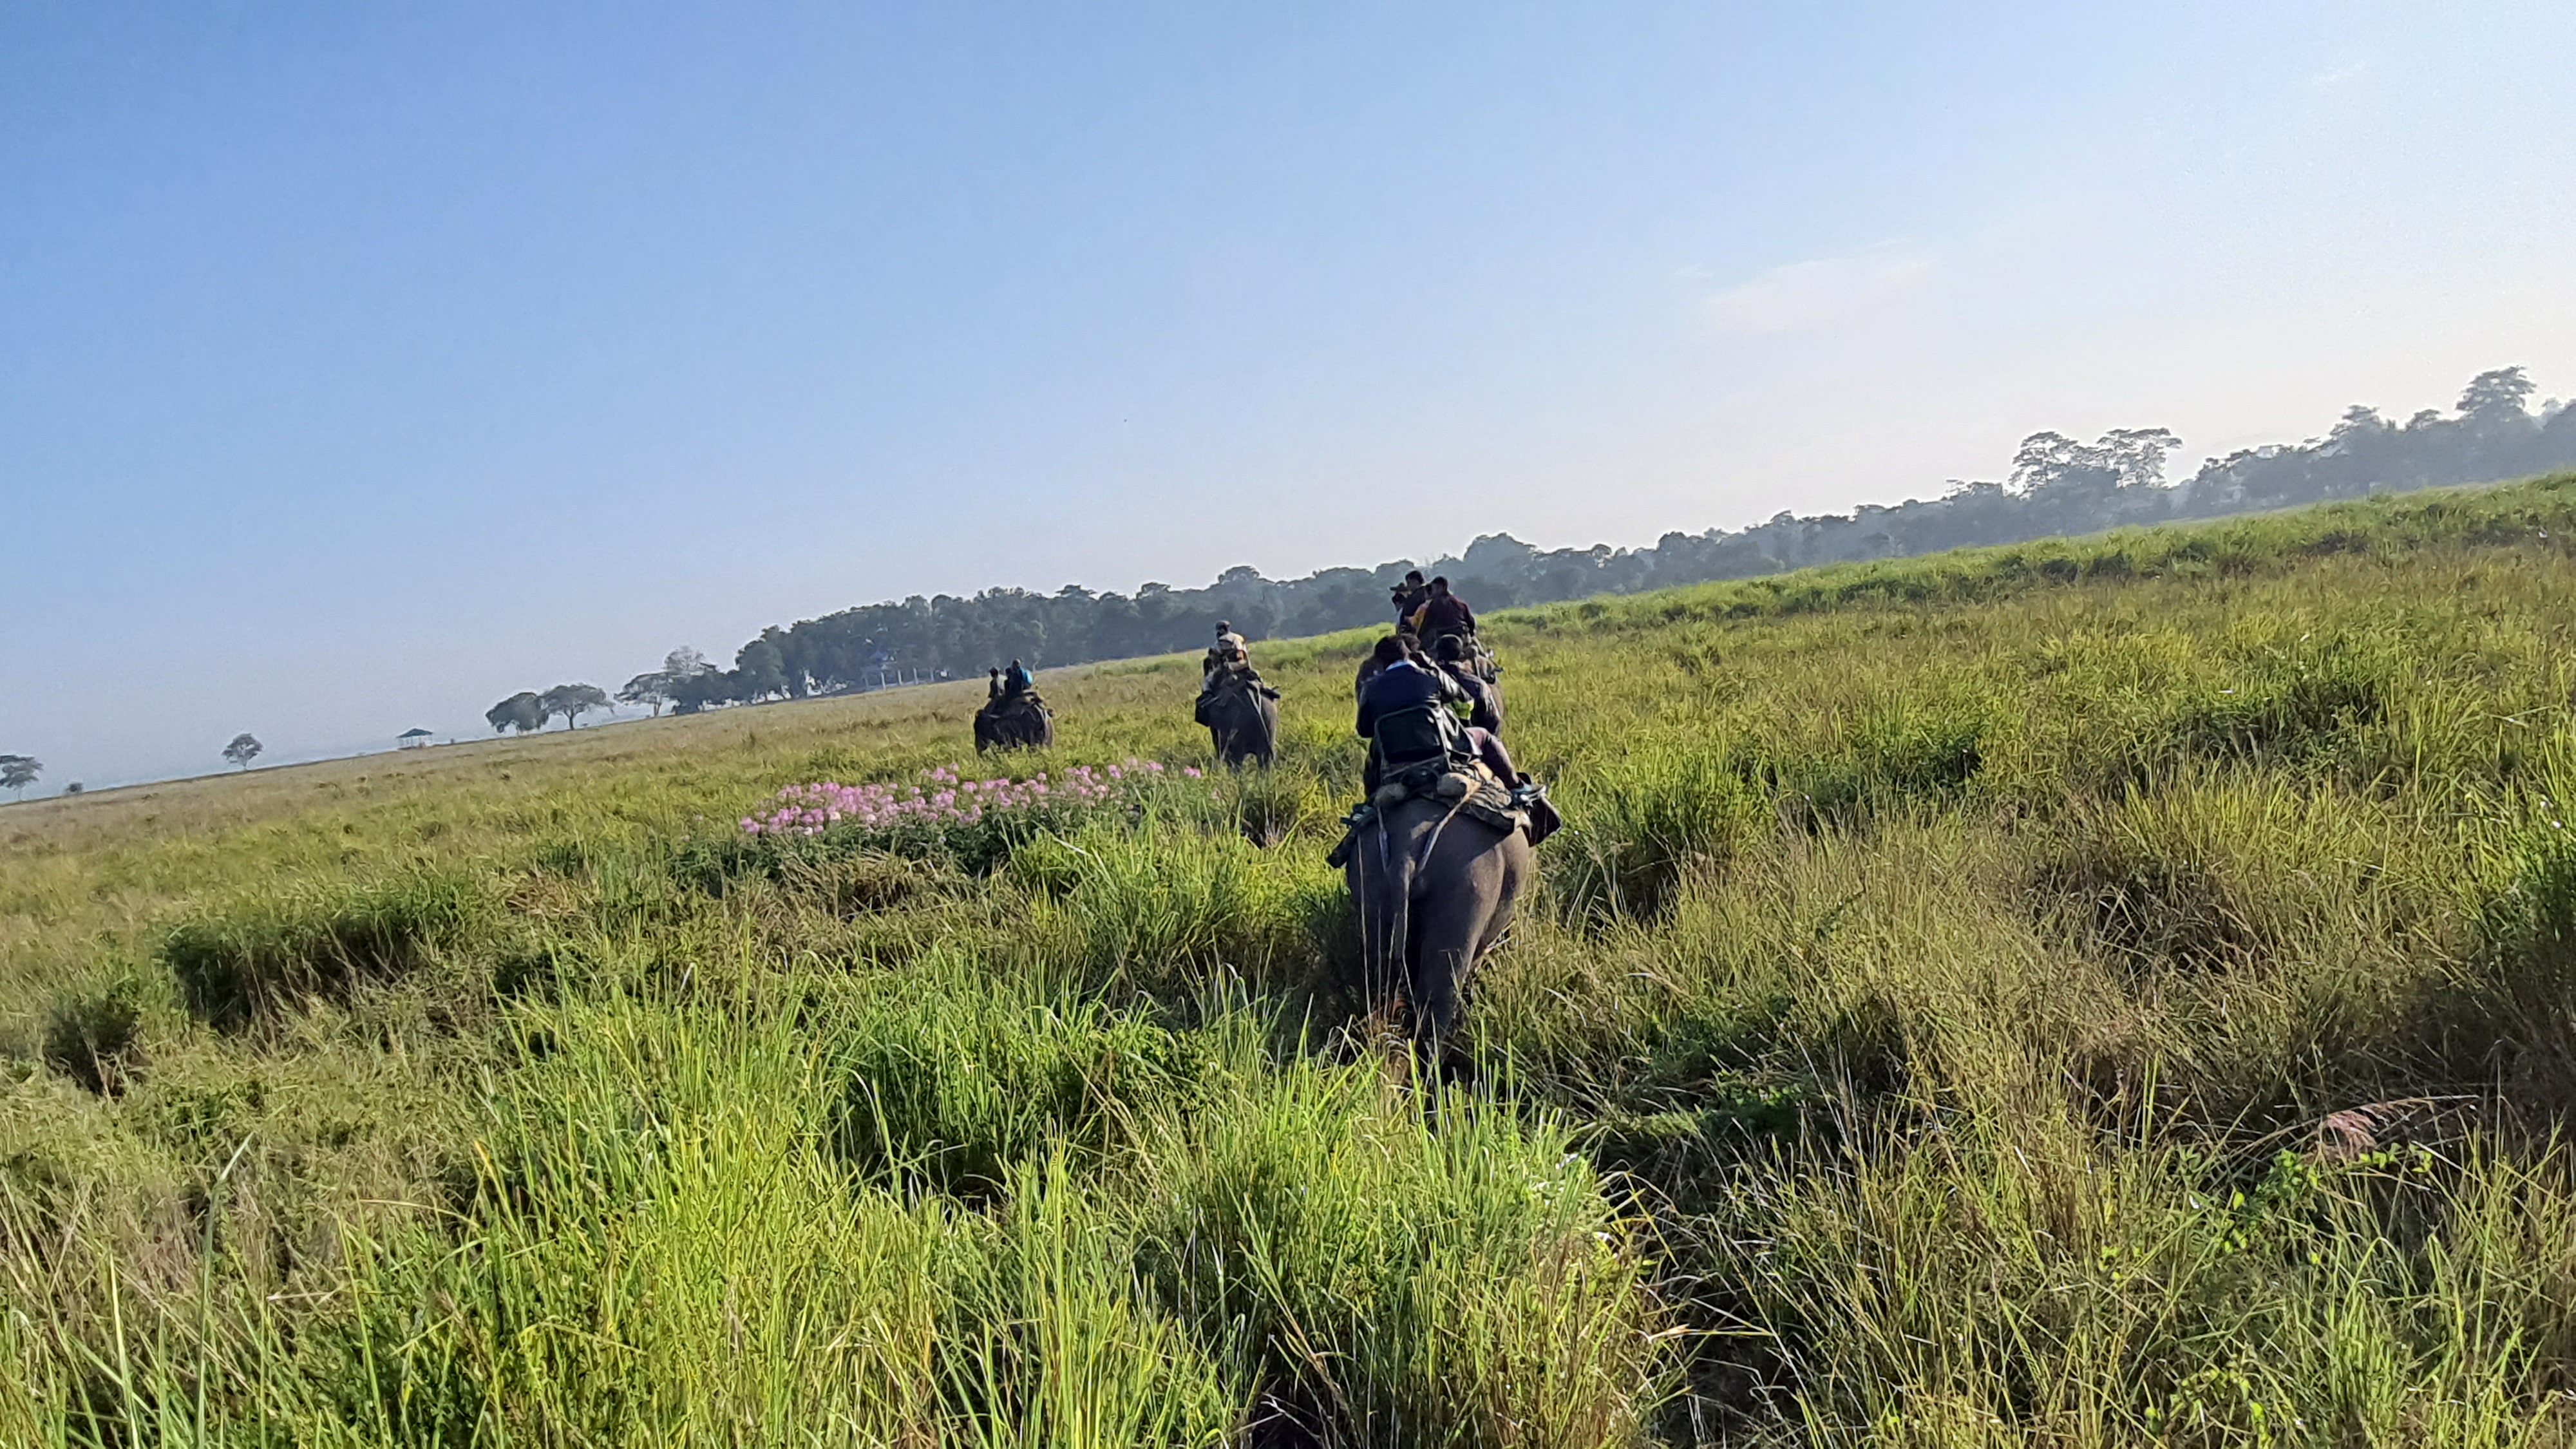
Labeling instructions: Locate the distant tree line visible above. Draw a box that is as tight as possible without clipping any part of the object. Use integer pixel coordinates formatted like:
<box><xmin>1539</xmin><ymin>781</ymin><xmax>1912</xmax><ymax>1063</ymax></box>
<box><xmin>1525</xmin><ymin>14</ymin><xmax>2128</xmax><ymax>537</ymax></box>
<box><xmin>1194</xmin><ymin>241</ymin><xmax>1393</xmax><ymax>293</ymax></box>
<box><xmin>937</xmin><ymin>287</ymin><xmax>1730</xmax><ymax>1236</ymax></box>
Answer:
<box><xmin>616</xmin><ymin>366</ymin><xmax>2573</xmax><ymax>712</ymax></box>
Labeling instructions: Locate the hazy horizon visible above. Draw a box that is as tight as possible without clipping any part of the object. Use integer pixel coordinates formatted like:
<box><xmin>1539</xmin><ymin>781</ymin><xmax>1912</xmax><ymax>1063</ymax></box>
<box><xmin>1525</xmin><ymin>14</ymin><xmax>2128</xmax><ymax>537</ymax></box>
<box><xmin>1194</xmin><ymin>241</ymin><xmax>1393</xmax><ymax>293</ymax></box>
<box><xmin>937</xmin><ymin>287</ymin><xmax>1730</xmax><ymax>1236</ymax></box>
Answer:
<box><xmin>8</xmin><ymin>3</ymin><xmax>2574</xmax><ymax>792</ymax></box>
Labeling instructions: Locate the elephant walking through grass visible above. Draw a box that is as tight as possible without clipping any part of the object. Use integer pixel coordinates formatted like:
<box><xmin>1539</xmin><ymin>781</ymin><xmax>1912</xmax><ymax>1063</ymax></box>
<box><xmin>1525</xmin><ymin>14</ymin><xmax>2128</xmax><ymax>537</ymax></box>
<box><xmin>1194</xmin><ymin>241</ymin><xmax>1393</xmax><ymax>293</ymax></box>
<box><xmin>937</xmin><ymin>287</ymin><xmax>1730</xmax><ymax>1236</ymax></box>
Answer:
<box><xmin>974</xmin><ymin>697</ymin><xmax>1054</xmax><ymax>752</ymax></box>
<box><xmin>1197</xmin><ymin>678</ymin><xmax>1279</xmax><ymax>768</ymax></box>
<box><xmin>1345</xmin><ymin>788</ymin><xmax>1533</xmax><ymax>1044</ymax></box>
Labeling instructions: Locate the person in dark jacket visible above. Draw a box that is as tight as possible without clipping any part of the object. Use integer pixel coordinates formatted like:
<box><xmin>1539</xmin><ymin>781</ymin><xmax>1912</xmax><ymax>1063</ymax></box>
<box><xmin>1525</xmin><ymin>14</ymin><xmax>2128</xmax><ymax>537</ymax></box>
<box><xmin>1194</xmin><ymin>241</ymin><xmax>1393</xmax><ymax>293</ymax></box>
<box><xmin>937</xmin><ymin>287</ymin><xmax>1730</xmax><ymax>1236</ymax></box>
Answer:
<box><xmin>1389</xmin><ymin>569</ymin><xmax>1429</xmax><ymax>628</ymax></box>
<box><xmin>1430</xmin><ymin>634</ymin><xmax>1502</xmax><ymax>734</ymax></box>
<box><xmin>1003</xmin><ymin>659</ymin><xmax>1035</xmax><ymax>696</ymax></box>
<box><xmin>1356</xmin><ymin>635</ymin><xmax>1517</xmax><ymax>790</ymax></box>
<box><xmin>1409</xmin><ymin>576</ymin><xmax>1475</xmax><ymax>643</ymax></box>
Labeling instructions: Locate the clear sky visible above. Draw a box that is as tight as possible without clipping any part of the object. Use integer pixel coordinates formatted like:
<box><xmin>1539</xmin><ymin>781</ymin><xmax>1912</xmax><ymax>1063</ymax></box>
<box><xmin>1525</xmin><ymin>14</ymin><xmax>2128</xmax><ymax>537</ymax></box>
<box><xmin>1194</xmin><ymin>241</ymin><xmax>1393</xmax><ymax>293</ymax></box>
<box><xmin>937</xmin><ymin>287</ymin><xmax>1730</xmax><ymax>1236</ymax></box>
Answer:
<box><xmin>5</xmin><ymin>3</ymin><xmax>2573</xmax><ymax>789</ymax></box>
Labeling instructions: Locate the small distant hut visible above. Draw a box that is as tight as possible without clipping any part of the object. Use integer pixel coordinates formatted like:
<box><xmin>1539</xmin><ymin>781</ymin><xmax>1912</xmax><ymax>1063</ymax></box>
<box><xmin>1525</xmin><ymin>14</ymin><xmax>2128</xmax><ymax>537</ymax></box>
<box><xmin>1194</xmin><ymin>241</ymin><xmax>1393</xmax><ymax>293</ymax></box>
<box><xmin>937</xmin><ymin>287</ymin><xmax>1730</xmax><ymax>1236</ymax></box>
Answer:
<box><xmin>397</xmin><ymin>728</ymin><xmax>435</xmax><ymax>750</ymax></box>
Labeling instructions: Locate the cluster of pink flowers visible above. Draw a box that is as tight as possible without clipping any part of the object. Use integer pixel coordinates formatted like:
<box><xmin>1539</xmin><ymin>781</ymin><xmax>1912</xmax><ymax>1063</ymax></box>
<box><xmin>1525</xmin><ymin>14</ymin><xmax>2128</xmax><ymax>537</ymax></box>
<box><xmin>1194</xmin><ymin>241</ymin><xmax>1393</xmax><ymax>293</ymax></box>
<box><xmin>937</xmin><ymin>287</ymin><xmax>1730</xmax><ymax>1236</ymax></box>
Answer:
<box><xmin>741</xmin><ymin>757</ymin><xmax>1200</xmax><ymax>837</ymax></box>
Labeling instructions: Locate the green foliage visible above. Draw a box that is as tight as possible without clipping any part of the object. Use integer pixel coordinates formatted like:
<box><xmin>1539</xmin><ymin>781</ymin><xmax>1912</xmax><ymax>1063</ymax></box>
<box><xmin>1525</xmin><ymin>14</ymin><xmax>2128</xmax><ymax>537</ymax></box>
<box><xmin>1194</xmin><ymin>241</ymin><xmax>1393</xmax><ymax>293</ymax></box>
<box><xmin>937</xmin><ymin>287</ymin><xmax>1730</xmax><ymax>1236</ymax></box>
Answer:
<box><xmin>39</xmin><ymin>972</ymin><xmax>147</xmax><ymax>1095</ymax></box>
<box><xmin>1009</xmin><ymin>821</ymin><xmax>1341</xmax><ymax>997</ymax></box>
<box><xmin>17</xmin><ymin>473</ymin><xmax>2576</xmax><ymax>1444</ymax></box>
<box><xmin>482</xmin><ymin>689</ymin><xmax>544</xmax><ymax>734</ymax></box>
<box><xmin>829</xmin><ymin>962</ymin><xmax>1217</xmax><ymax>1195</ymax></box>
<box><xmin>1551</xmin><ymin>743</ymin><xmax>1770</xmax><ymax>921</ymax></box>
<box><xmin>1696</xmin><ymin>1115</ymin><xmax>2576</xmax><ymax>1448</ymax></box>
<box><xmin>1126</xmin><ymin>1049</ymin><xmax>1660</xmax><ymax>1448</ymax></box>
<box><xmin>156</xmin><ymin>869</ymin><xmax>493</xmax><ymax>1028</ymax></box>
<box><xmin>538</xmin><ymin>681</ymin><xmax>611</xmax><ymax>728</ymax></box>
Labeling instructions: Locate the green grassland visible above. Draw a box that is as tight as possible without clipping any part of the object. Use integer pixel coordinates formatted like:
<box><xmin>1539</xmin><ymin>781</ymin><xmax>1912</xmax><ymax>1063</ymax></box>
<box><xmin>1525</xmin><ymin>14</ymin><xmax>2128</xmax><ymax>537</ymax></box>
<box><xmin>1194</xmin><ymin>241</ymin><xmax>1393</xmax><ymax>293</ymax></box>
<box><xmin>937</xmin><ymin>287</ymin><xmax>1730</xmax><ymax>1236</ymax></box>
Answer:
<box><xmin>10</xmin><ymin>477</ymin><xmax>2576</xmax><ymax>1446</ymax></box>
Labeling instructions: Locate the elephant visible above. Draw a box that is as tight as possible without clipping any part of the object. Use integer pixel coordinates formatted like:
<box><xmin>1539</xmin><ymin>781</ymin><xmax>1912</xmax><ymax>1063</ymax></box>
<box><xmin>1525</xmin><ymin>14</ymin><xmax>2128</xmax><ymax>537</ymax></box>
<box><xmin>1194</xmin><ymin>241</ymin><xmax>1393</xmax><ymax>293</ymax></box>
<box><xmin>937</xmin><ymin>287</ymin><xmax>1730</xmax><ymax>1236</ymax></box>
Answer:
<box><xmin>974</xmin><ymin>696</ymin><xmax>1055</xmax><ymax>752</ymax></box>
<box><xmin>1196</xmin><ymin>677</ymin><xmax>1279</xmax><ymax>768</ymax></box>
<box><xmin>1344</xmin><ymin>787</ymin><xmax>1534</xmax><ymax>1045</ymax></box>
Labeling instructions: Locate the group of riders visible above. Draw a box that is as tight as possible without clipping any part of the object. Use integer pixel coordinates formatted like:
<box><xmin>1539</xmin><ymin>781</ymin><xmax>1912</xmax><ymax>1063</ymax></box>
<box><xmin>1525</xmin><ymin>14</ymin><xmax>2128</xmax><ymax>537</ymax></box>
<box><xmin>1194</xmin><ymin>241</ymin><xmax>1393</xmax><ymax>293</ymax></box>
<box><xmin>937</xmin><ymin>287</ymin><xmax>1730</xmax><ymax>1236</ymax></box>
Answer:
<box><xmin>984</xmin><ymin>658</ymin><xmax>1041</xmax><ymax>712</ymax></box>
<box><xmin>1351</xmin><ymin>573</ymin><xmax>1557</xmax><ymax>839</ymax></box>
<box><xmin>1207</xmin><ymin>569</ymin><xmax>1556</xmax><ymax>839</ymax></box>
<box><xmin>982</xmin><ymin>568</ymin><xmax>1557</xmax><ymax>844</ymax></box>
<box><xmin>976</xmin><ymin>570</ymin><xmax>1553</xmax><ymax>1038</ymax></box>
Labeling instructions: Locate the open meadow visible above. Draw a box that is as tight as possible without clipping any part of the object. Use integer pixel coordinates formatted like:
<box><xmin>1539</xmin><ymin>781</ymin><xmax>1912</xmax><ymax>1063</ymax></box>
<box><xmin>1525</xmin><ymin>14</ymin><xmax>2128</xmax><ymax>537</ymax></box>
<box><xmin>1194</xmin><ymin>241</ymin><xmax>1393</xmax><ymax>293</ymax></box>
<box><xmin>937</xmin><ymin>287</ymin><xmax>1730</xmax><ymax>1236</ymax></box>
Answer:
<box><xmin>10</xmin><ymin>478</ymin><xmax>2576</xmax><ymax>1446</ymax></box>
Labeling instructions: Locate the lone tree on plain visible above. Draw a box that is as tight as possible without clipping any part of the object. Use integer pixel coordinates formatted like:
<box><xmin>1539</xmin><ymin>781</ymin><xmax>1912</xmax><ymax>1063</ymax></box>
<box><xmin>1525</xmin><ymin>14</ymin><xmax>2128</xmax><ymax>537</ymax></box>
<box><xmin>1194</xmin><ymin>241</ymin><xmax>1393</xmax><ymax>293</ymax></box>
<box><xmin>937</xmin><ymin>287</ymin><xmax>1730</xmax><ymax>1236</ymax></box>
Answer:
<box><xmin>541</xmin><ymin>683</ymin><xmax>611</xmax><ymax>729</ymax></box>
<box><xmin>1</xmin><ymin>755</ymin><xmax>41</xmax><ymax>800</ymax></box>
<box><xmin>486</xmin><ymin>692</ymin><xmax>547</xmax><ymax>735</ymax></box>
<box><xmin>223</xmin><ymin>734</ymin><xmax>263</xmax><ymax>770</ymax></box>
<box><xmin>617</xmin><ymin>672</ymin><xmax>672</xmax><ymax>717</ymax></box>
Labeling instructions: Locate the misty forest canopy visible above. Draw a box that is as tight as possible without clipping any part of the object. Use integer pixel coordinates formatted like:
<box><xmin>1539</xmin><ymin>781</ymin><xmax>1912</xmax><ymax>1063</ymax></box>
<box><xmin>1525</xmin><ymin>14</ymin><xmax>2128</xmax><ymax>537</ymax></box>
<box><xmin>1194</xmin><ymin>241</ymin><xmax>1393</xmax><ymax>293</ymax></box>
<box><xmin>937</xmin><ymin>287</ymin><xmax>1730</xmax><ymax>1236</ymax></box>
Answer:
<box><xmin>647</xmin><ymin>367</ymin><xmax>2574</xmax><ymax>711</ymax></box>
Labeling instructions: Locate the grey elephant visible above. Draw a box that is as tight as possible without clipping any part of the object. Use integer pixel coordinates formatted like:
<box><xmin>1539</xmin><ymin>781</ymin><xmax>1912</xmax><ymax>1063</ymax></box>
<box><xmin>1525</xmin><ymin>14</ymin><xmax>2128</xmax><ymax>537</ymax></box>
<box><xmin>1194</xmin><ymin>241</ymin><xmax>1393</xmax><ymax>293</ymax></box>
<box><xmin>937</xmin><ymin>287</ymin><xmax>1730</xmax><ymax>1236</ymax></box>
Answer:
<box><xmin>974</xmin><ymin>695</ymin><xmax>1055</xmax><ymax>752</ymax></box>
<box><xmin>1196</xmin><ymin>677</ymin><xmax>1279</xmax><ymax>768</ymax></box>
<box><xmin>1344</xmin><ymin>788</ymin><xmax>1534</xmax><ymax>1043</ymax></box>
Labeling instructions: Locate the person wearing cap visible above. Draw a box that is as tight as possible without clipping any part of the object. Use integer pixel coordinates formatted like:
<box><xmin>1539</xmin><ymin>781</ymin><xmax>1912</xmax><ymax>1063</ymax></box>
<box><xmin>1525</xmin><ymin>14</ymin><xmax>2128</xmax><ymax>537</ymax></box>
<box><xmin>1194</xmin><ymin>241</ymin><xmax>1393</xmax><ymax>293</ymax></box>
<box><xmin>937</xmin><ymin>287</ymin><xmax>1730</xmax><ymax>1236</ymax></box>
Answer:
<box><xmin>1202</xmin><ymin>621</ymin><xmax>1245</xmax><ymax>688</ymax></box>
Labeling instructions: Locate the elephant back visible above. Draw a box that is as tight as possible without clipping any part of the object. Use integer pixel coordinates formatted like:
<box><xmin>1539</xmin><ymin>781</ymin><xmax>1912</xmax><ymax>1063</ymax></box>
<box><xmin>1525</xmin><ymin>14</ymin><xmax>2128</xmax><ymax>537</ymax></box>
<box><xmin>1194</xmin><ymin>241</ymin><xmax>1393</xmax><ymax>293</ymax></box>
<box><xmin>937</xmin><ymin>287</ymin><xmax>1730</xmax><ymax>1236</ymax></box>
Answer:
<box><xmin>1333</xmin><ymin>762</ymin><xmax>1530</xmax><ymax>860</ymax></box>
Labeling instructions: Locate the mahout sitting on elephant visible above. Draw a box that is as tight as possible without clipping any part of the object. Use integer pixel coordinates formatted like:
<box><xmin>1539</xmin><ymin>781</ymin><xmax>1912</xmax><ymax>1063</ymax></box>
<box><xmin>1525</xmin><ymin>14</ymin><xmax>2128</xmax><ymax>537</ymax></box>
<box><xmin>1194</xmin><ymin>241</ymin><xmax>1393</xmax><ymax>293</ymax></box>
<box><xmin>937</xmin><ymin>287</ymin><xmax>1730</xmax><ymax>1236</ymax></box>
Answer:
<box><xmin>1197</xmin><ymin>669</ymin><xmax>1279</xmax><ymax>768</ymax></box>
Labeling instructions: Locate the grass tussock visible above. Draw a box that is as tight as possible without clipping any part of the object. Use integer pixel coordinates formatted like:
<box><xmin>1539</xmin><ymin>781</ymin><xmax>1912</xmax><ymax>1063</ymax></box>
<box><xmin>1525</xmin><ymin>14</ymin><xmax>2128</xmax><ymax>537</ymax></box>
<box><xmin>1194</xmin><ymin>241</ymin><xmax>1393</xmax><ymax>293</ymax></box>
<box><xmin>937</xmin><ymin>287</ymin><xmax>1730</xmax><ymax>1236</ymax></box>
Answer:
<box><xmin>12</xmin><ymin>473</ymin><xmax>2576</xmax><ymax>1443</ymax></box>
<box><xmin>156</xmin><ymin>869</ymin><xmax>494</xmax><ymax>1029</ymax></box>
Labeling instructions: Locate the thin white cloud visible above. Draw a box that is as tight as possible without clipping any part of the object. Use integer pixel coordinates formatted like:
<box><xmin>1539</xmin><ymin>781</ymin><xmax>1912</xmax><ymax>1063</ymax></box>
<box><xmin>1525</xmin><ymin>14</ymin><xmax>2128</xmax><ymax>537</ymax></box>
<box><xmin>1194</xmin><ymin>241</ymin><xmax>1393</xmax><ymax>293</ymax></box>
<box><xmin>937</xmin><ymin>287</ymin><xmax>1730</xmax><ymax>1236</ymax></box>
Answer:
<box><xmin>2309</xmin><ymin>58</ymin><xmax>2372</xmax><ymax>90</ymax></box>
<box><xmin>1702</xmin><ymin>243</ymin><xmax>1935</xmax><ymax>336</ymax></box>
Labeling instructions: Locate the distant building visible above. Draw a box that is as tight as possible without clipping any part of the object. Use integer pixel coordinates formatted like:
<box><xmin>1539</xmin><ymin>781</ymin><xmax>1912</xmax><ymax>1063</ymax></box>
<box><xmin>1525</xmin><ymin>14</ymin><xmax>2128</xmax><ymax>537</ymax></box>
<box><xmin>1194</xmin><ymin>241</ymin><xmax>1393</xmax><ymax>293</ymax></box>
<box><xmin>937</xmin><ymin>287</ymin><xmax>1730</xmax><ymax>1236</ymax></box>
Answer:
<box><xmin>397</xmin><ymin>728</ymin><xmax>434</xmax><ymax>750</ymax></box>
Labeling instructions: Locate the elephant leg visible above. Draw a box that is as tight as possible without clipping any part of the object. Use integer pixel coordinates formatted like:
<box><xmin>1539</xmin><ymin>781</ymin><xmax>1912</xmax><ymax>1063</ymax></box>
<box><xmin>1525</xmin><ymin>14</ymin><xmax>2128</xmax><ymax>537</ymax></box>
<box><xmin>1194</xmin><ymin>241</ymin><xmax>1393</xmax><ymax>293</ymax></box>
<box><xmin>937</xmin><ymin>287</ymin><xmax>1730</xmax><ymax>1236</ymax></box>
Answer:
<box><xmin>1347</xmin><ymin>840</ymin><xmax>1412</xmax><ymax>1016</ymax></box>
<box><xmin>1405</xmin><ymin>888</ymin><xmax>1491</xmax><ymax>1046</ymax></box>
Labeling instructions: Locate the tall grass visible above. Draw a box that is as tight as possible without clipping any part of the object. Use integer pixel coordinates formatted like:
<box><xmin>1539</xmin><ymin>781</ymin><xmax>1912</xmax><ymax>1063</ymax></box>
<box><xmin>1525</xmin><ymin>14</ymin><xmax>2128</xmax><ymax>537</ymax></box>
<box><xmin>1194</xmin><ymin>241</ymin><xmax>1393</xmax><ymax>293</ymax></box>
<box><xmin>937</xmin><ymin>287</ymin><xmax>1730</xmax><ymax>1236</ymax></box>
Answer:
<box><xmin>11</xmin><ymin>474</ymin><xmax>2576</xmax><ymax>1443</ymax></box>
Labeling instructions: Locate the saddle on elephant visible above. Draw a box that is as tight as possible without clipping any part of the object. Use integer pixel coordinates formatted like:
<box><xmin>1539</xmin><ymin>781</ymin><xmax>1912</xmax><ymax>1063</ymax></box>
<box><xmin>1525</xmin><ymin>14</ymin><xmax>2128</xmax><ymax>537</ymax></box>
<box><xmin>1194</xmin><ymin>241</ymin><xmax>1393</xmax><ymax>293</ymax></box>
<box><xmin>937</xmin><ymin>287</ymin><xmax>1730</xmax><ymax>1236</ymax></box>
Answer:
<box><xmin>1324</xmin><ymin>757</ymin><xmax>1557</xmax><ymax>867</ymax></box>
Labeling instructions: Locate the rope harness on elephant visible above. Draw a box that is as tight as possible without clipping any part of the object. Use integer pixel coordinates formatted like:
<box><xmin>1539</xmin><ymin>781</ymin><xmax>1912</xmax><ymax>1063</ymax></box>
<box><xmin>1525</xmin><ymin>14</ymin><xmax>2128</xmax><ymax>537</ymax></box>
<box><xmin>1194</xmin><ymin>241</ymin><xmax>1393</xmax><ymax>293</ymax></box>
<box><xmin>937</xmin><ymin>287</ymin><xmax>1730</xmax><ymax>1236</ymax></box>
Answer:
<box><xmin>1329</xmin><ymin>761</ymin><xmax>1544</xmax><ymax>871</ymax></box>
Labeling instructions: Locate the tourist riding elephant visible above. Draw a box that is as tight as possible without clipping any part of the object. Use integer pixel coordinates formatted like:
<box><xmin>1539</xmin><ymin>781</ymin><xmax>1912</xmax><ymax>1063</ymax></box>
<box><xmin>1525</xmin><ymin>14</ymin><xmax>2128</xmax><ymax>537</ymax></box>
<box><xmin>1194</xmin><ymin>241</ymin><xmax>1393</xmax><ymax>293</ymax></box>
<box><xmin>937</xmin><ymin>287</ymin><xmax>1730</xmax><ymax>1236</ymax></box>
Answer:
<box><xmin>974</xmin><ymin>696</ymin><xmax>1055</xmax><ymax>752</ymax></box>
<box><xmin>1345</xmin><ymin>788</ymin><xmax>1533</xmax><ymax>1045</ymax></box>
<box><xmin>1197</xmin><ymin>677</ymin><xmax>1279</xmax><ymax>768</ymax></box>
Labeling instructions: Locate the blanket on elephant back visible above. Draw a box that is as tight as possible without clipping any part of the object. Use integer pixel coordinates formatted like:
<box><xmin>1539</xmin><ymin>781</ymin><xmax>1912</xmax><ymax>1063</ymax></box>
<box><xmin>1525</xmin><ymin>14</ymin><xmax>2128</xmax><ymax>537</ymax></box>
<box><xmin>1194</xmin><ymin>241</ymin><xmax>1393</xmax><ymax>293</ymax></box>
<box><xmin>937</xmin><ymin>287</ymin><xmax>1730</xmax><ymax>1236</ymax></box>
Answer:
<box><xmin>1325</xmin><ymin>761</ymin><xmax>1528</xmax><ymax>867</ymax></box>
<box><xmin>985</xmin><ymin>690</ymin><xmax>1048</xmax><ymax>721</ymax></box>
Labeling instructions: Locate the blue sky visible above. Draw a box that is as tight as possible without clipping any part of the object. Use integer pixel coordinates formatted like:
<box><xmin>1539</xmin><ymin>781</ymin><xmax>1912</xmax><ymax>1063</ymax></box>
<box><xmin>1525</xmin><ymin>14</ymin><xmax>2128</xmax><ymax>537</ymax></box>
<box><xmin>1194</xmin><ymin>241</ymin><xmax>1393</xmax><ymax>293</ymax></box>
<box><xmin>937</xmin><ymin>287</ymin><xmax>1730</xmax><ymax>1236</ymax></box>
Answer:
<box><xmin>5</xmin><ymin>2</ymin><xmax>2573</xmax><ymax>788</ymax></box>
